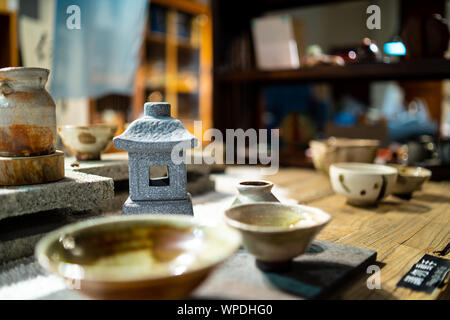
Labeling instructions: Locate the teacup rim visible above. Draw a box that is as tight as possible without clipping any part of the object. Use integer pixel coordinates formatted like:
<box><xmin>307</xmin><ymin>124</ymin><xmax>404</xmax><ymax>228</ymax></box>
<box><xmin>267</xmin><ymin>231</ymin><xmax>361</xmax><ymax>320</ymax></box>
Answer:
<box><xmin>224</xmin><ymin>202</ymin><xmax>332</xmax><ymax>233</ymax></box>
<box><xmin>330</xmin><ymin>162</ymin><xmax>398</xmax><ymax>175</ymax></box>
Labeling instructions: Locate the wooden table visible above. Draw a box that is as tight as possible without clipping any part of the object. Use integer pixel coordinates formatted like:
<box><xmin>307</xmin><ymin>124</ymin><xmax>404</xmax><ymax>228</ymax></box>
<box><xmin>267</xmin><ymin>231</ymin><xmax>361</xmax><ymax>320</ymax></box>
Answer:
<box><xmin>265</xmin><ymin>168</ymin><xmax>450</xmax><ymax>300</ymax></box>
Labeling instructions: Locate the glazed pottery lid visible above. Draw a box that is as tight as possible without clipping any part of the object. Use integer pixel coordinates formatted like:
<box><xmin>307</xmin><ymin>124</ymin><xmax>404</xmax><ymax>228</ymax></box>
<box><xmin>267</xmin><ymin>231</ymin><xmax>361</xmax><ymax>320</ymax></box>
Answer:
<box><xmin>114</xmin><ymin>102</ymin><xmax>198</xmax><ymax>151</ymax></box>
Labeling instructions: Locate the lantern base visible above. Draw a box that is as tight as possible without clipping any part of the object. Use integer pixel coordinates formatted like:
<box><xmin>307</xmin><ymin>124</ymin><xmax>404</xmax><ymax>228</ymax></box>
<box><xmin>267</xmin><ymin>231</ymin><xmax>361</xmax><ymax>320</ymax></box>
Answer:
<box><xmin>122</xmin><ymin>194</ymin><xmax>194</xmax><ymax>215</ymax></box>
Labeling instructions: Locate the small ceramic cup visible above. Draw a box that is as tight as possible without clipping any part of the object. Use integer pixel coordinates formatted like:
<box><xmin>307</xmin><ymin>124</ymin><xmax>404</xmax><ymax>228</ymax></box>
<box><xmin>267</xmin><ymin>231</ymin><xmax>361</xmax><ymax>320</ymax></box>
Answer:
<box><xmin>329</xmin><ymin>163</ymin><xmax>398</xmax><ymax>206</ymax></box>
<box><xmin>232</xmin><ymin>180</ymin><xmax>280</xmax><ymax>206</ymax></box>
<box><xmin>390</xmin><ymin>165</ymin><xmax>431</xmax><ymax>199</ymax></box>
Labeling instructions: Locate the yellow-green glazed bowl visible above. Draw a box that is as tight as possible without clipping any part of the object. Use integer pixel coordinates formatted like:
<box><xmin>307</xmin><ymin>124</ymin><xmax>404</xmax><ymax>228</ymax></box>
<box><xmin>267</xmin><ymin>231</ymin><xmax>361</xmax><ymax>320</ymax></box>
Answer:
<box><xmin>35</xmin><ymin>215</ymin><xmax>241</xmax><ymax>300</ymax></box>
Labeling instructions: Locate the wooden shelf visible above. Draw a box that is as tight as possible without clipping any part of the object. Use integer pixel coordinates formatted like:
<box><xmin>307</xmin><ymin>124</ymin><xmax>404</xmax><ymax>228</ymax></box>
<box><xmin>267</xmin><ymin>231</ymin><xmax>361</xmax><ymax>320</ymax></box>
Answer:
<box><xmin>216</xmin><ymin>59</ymin><xmax>450</xmax><ymax>83</ymax></box>
<box><xmin>148</xmin><ymin>33</ymin><xmax>200</xmax><ymax>50</ymax></box>
<box><xmin>151</xmin><ymin>0</ymin><xmax>210</xmax><ymax>15</ymax></box>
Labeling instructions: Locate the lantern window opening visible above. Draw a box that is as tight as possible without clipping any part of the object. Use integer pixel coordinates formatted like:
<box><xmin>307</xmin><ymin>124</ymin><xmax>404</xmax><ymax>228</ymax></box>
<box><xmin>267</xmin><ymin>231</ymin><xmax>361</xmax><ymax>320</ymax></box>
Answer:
<box><xmin>149</xmin><ymin>165</ymin><xmax>170</xmax><ymax>187</ymax></box>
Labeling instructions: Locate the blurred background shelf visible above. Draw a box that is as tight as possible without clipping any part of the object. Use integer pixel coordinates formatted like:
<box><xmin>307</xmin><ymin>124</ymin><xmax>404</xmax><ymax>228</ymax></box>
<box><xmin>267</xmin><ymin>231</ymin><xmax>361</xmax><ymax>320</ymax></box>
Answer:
<box><xmin>217</xmin><ymin>59</ymin><xmax>450</xmax><ymax>83</ymax></box>
<box><xmin>90</xmin><ymin>0</ymin><xmax>212</xmax><ymax>147</ymax></box>
<box><xmin>212</xmin><ymin>0</ymin><xmax>450</xmax><ymax>167</ymax></box>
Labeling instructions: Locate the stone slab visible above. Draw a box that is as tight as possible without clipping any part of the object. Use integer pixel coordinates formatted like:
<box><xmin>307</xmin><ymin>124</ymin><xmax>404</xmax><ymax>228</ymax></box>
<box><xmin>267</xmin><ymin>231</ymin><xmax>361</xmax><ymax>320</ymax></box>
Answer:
<box><xmin>0</xmin><ymin>170</ymin><xmax>114</xmax><ymax>220</ymax></box>
<box><xmin>66</xmin><ymin>154</ymin><xmax>129</xmax><ymax>181</ymax></box>
<box><xmin>67</xmin><ymin>152</ymin><xmax>215</xmax><ymax>196</ymax></box>
<box><xmin>122</xmin><ymin>194</ymin><xmax>194</xmax><ymax>215</ymax></box>
<box><xmin>0</xmin><ymin>209</ymin><xmax>100</xmax><ymax>264</ymax></box>
<box><xmin>194</xmin><ymin>240</ymin><xmax>377</xmax><ymax>300</ymax></box>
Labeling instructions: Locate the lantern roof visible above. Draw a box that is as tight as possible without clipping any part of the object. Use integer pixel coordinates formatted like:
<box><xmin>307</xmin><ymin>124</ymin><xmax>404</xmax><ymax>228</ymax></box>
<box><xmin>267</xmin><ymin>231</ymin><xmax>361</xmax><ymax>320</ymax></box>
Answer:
<box><xmin>113</xmin><ymin>103</ymin><xmax>198</xmax><ymax>151</ymax></box>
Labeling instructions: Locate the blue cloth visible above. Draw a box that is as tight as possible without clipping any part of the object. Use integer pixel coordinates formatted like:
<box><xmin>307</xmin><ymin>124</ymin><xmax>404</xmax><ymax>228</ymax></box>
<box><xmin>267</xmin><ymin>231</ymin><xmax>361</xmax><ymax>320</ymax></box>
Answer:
<box><xmin>51</xmin><ymin>0</ymin><xmax>148</xmax><ymax>98</ymax></box>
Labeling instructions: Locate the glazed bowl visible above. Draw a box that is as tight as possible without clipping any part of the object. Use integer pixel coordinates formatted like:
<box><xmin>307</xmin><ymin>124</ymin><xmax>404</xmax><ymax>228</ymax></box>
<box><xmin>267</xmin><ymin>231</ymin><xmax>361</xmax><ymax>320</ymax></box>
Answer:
<box><xmin>35</xmin><ymin>215</ymin><xmax>241</xmax><ymax>300</ymax></box>
<box><xmin>390</xmin><ymin>165</ymin><xmax>431</xmax><ymax>198</ymax></box>
<box><xmin>309</xmin><ymin>138</ymin><xmax>379</xmax><ymax>174</ymax></box>
<box><xmin>57</xmin><ymin>124</ymin><xmax>118</xmax><ymax>160</ymax></box>
<box><xmin>224</xmin><ymin>203</ymin><xmax>331</xmax><ymax>265</ymax></box>
<box><xmin>329</xmin><ymin>163</ymin><xmax>398</xmax><ymax>206</ymax></box>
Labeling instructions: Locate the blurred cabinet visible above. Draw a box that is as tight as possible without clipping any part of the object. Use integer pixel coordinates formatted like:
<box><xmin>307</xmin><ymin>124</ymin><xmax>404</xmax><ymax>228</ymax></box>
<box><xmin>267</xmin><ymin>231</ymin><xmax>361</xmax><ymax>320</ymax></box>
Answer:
<box><xmin>89</xmin><ymin>0</ymin><xmax>212</xmax><ymax>143</ymax></box>
<box><xmin>135</xmin><ymin>0</ymin><xmax>212</xmax><ymax>142</ymax></box>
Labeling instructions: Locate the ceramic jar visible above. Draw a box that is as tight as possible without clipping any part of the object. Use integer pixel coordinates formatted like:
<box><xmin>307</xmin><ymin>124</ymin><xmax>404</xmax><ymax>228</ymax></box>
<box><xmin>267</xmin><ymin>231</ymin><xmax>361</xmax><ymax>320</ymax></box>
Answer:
<box><xmin>0</xmin><ymin>67</ymin><xmax>56</xmax><ymax>157</ymax></box>
<box><xmin>232</xmin><ymin>180</ymin><xmax>280</xmax><ymax>206</ymax></box>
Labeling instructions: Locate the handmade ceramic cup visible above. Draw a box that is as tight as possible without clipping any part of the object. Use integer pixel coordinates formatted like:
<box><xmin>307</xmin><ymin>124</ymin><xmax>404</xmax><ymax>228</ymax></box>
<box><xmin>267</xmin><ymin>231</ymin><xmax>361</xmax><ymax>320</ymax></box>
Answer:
<box><xmin>0</xmin><ymin>67</ymin><xmax>56</xmax><ymax>157</ymax></box>
<box><xmin>35</xmin><ymin>215</ymin><xmax>241</xmax><ymax>300</ymax></box>
<box><xmin>390</xmin><ymin>165</ymin><xmax>431</xmax><ymax>199</ymax></box>
<box><xmin>329</xmin><ymin>163</ymin><xmax>398</xmax><ymax>206</ymax></box>
<box><xmin>232</xmin><ymin>180</ymin><xmax>280</xmax><ymax>206</ymax></box>
<box><xmin>58</xmin><ymin>124</ymin><xmax>118</xmax><ymax>160</ymax></box>
<box><xmin>309</xmin><ymin>138</ymin><xmax>379</xmax><ymax>174</ymax></box>
<box><xmin>224</xmin><ymin>203</ymin><xmax>331</xmax><ymax>269</ymax></box>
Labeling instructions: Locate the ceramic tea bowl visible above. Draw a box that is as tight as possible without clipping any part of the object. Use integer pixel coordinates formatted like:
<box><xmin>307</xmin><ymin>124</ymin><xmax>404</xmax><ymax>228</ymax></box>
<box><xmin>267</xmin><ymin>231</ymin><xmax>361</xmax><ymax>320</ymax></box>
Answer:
<box><xmin>309</xmin><ymin>138</ymin><xmax>379</xmax><ymax>174</ymax></box>
<box><xmin>390</xmin><ymin>165</ymin><xmax>431</xmax><ymax>199</ymax></box>
<box><xmin>224</xmin><ymin>203</ymin><xmax>331</xmax><ymax>267</ymax></box>
<box><xmin>35</xmin><ymin>215</ymin><xmax>241</xmax><ymax>300</ymax></box>
<box><xmin>329</xmin><ymin>163</ymin><xmax>398</xmax><ymax>206</ymax></box>
<box><xmin>58</xmin><ymin>124</ymin><xmax>117</xmax><ymax>160</ymax></box>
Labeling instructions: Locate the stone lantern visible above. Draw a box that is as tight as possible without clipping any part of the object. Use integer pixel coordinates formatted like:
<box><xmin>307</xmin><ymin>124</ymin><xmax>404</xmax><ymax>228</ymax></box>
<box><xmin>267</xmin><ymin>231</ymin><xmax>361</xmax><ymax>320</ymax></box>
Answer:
<box><xmin>114</xmin><ymin>102</ymin><xmax>197</xmax><ymax>215</ymax></box>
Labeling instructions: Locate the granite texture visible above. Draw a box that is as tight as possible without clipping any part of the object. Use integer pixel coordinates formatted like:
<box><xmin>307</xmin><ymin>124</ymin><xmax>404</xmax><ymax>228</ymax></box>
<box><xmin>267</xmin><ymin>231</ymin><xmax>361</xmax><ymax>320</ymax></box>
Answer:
<box><xmin>114</xmin><ymin>103</ymin><xmax>198</xmax><ymax>215</ymax></box>
<box><xmin>0</xmin><ymin>170</ymin><xmax>114</xmax><ymax>220</ymax></box>
<box><xmin>113</xmin><ymin>102</ymin><xmax>197</xmax><ymax>151</ymax></box>
<box><xmin>122</xmin><ymin>193</ymin><xmax>194</xmax><ymax>215</ymax></box>
<box><xmin>66</xmin><ymin>155</ymin><xmax>129</xmax><ymax>181</ymax></box>
<box><xmin>69</xmin><ymin>152</ymin><xmax>215</xmax><ymax>196</ymax></box>
<box><xmin>128</xmin><ymin>151</ymin><xmax>187</xmax><ymax>201</ymax></box>
<box><xmin>195</xmin><ymin>240</ymin><xmax>377</xmax><ymax>299</ymax></box>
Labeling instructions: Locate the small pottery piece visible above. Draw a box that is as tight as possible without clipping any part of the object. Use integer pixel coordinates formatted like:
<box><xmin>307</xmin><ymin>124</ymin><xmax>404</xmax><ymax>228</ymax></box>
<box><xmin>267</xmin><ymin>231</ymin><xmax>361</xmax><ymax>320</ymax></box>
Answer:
<box><xmin>309</xmin><ymin>138</ymin><xmax>379</xmax><ymax>174</ymax></box>
<box><xmin>0</xmin><ymin>67</ymin><xmax>57</xmax><ymax>157</ymax></box>
<box><xmin>232</xmin><ymin>180</ymin><xmax>279</xmax><ymax>206</ymax></box>
<box><xmin>224</xmin><ymin>203</ymin><xmax>331</xmax><ymax>266</ymax></box>
<box><xmin>329</xmin><ymin>163</ymin><xmax>397</xmax><ymax>206</ymax></box>
<box><xmin>114</xmin><ymin>102</ymin><xmax>197</xmax><ymax>215</ymax></box>
<box><xmin>35</xmin><ymin>215</ymin><xmax>241</xmax><ymax>300</ymax></box>
<box><xmin>58</xmin><ymin>124</ymin><xmax>118</xmax><ymax>161</ymax></box>
<box><xmin>390</xmin><ymin>165</ymin><xmax>431</xmax><ymax>199</ymax></box>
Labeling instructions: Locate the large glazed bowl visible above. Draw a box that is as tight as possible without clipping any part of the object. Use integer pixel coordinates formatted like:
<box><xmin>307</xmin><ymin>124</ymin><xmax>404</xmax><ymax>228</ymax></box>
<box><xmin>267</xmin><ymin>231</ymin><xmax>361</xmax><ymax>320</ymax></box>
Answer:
<box><xmin>329</xmin><ymin>163</ymin><xmax>398</xmax><ymax>206</ymax></box>
<box><xmin>310</xmin><ymin>138</ymin><xmax>379</xmax><ymax>174</ymax></box>
<box><xmin>58</xmin><ymin>124</ymin><xmax>117</xmax><ymax>160</ymax></box>
<box><xmin>224</xmin><ymin>203</ymin><xmax>331</xmax><ymax>263</ymax></box>
<box><xmin>35</xmin><ymin>215</ymin><xmax>241</xmax><ymax>300</ymax></box>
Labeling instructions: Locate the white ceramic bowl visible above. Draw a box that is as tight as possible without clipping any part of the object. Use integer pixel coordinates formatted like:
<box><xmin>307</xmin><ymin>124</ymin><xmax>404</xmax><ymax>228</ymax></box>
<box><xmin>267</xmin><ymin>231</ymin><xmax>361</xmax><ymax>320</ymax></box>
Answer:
<box><xmin>58</xmin><ymin>124</ymin><xmax>117</xmax><ymax>160</ymax></box>
<box><xmin>329</xmin><ymin>163</ymin><xmax>398</xmax><ymax>206</ymax></box>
